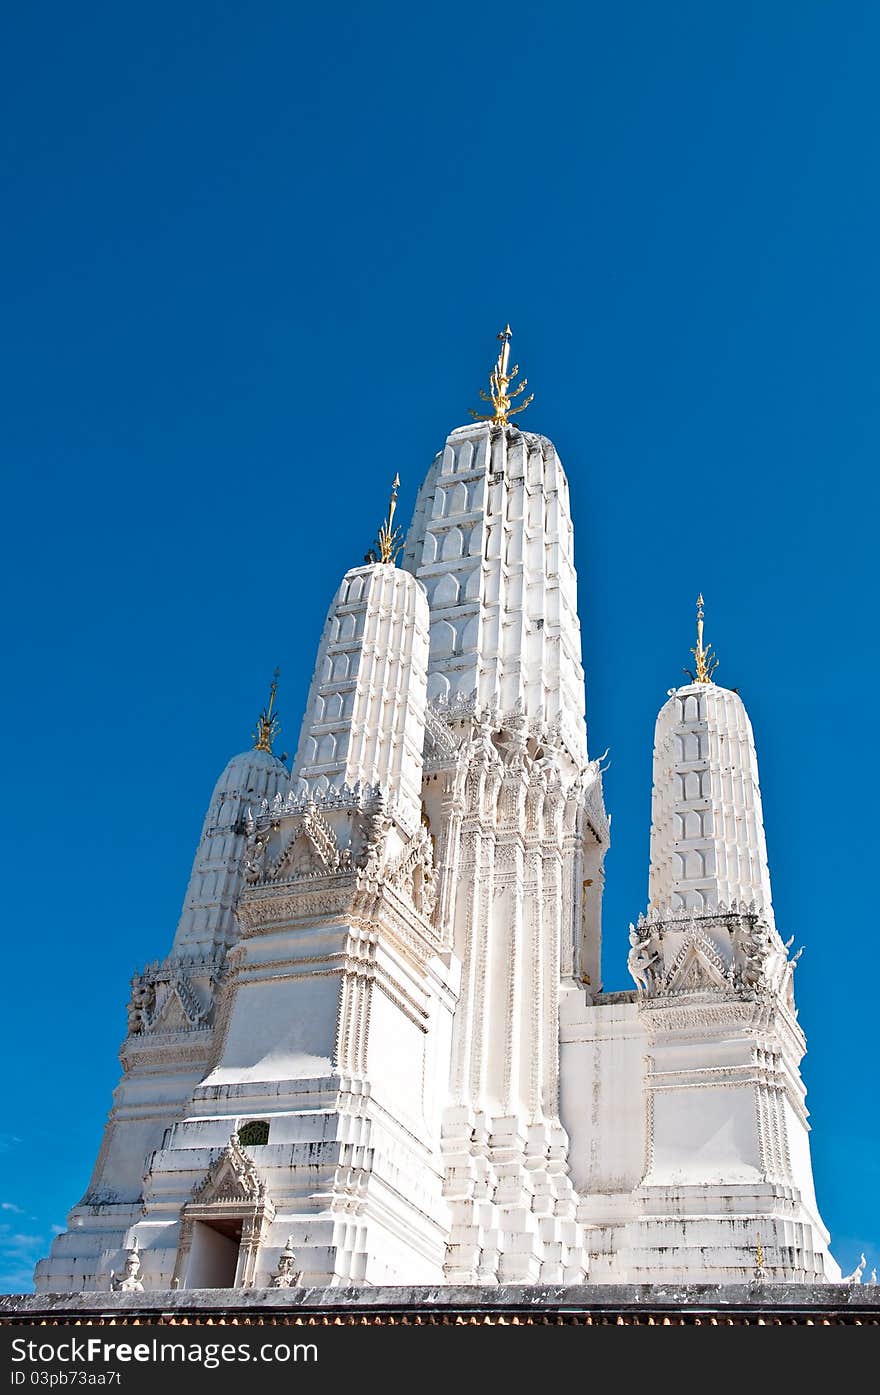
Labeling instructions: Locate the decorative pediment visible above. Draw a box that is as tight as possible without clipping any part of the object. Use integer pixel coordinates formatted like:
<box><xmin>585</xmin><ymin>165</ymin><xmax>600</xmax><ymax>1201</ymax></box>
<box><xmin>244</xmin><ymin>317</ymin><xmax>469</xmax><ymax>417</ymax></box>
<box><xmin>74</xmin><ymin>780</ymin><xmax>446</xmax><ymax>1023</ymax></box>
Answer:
<box><xmin>191</xmin><ymin>1134</ymin><xmax>266</xmax><ymax>1205</ymax></box>
<box><xmin>245</xmin><ymin>800</ymin><xmax>372</xmax><ymax>887</ymax></box>
<box><xmin>660</xmin><ymin>929</ymin><xmax>730</xmax><ymax>995</ymax></box>
<box><xmin>150</xmin><ymin>991</ymin><xmax>191</xmax><ymax>1032</ymax></box>
<box><xmin>629</xmin><ymin>908</ymin><xmax>795</xmax><ymax>1005</ymax></box>
<box><xmin>127</xmin><ymin>958</ymin><xmax>216</xmax><ymax>1036</ymax></box>
<box><xmin>273</xmin><ymin>826</ymin><xmax>328</xmax><ymax>877</ymax></box>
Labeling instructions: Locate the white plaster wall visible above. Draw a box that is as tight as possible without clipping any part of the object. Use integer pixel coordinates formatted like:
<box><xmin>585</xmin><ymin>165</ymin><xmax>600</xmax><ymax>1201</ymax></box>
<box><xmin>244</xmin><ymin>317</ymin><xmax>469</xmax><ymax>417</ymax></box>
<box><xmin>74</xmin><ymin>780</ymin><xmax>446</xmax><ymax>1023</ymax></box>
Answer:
<box><xmin>647</xmin><ymin>1085</ymin><xmax>762</xmax><ymax>1185</ymax></box>
<box><xmin>559</xmin><ymin>992</ymin><xmax>645</xmax><ymax>1197</ymax></box>
<box><xmin>204</xmin><ymin>947</ymin><xmax>345</xmax><ymax>1086</ymax></box>
<box><xmin>783</xmin><ymin>1094</ymin><xmax>822</xmax><ymax>1219</ymax></box>
<box><xmin>364</xmin><ymin>987</ymin><xmax>426</xmax><ymax>1128</ymax></box>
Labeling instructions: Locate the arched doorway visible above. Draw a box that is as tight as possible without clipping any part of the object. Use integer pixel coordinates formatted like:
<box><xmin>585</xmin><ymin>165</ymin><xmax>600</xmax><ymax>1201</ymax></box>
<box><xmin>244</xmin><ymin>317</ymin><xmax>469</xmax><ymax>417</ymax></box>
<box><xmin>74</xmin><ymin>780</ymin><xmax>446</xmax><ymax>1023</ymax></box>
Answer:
<box><xmin>172</xmin><ymin>1133</ymin><xmax>274</xmax><ymax>1289</ymax></box>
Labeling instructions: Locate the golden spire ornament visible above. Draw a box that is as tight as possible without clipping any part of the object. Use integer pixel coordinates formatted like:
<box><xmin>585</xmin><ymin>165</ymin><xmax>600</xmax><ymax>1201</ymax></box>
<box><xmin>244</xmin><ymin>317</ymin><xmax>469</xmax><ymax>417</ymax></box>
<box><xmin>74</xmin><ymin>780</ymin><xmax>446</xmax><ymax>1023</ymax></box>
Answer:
<box><xmin>368</xmin><ymin>473</ymin><xmax>404</xmax><ymax>565</ymax></box>
<box><xmin>253</xmin><ymin>668</ymin><xmax>281</xmax><ymax>752</ymax></box>
<box><xmin>684</xmin><ymin>593</ymin><xmax>719</xmax><ymax>685</ymax></box>
<box><xmin>470</xmin><ymin>325</ymin><xmax>534</xmax><ymax>426</ymax></box>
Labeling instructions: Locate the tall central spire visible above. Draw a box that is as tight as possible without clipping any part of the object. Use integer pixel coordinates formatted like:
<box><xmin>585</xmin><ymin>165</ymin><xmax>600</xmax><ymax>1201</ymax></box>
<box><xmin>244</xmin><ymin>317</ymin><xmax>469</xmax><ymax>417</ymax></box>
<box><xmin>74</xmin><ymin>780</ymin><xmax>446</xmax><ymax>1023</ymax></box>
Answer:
<box><xmin>470</xmin><ymin>325</ymin><xmax>534</xmax><ymax>425</ymax></box>
<box><xmin>402</xmin><ymin>402</ymin><xmax>589</xmax><ymax>764</ymax></box>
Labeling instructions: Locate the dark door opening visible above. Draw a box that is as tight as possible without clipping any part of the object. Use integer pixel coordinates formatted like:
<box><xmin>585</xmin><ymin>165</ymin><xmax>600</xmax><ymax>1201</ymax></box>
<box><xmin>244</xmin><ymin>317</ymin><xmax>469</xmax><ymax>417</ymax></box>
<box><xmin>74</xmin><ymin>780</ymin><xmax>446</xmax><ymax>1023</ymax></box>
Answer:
<box><xmin>186</xmin><ymin>1218</ymin><xmax>242</xmax><ymax>1288</ymax></box>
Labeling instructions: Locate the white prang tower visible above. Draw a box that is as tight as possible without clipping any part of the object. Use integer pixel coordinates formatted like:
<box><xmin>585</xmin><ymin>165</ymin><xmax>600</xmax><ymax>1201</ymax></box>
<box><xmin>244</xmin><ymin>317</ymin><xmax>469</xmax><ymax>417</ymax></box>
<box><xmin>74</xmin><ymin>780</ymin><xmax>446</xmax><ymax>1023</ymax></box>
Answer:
<box><xmin>401</xmin><ymin>328</ymin><xmax>609</xmax><ymax>1282</ymax></box>
<box><xmin>560</xmin><ymin>596</ymin><xmax>838</xmax><ymax>1281</ymax></box>
<box><xmin>37</xmin><ymin>332</ymin><xmax>838</xmax><ymax>1294</ymax></box>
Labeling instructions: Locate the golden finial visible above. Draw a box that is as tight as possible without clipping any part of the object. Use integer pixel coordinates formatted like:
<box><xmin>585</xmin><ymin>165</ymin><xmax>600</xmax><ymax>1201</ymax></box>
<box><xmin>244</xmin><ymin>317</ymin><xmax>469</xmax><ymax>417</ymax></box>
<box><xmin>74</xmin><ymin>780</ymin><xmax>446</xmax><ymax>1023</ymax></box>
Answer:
<box><xmin>253</xmin><ymin>668</ymin><xmax>281</xmax><ymax>752</ymax></box>
<box><xmin>367</xmin><ymin>473</ymin><xmax>404</xmax><ymax>565</ymax></box>
<box><xmin>684</xmin><ymin>592</ymin><xmax>719</xmax><ymax>684</ymax></box>
<box><xmin>470</xmin><ymin>325</ymin><xmax>534</xmax><ymax>426</ymax></box>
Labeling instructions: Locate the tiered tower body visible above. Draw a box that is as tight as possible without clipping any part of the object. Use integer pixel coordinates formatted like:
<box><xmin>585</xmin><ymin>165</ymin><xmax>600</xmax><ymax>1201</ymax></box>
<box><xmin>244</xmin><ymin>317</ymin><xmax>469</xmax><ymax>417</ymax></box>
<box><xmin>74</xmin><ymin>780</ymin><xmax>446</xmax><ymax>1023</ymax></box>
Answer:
<box><xmin>401</xmin><ymin>422</ymin><xmax>608</xmax><ymax>1281</ymax></box>
<box><xmin>649</xmin><ymin>682</ymin><xmax>774</xmax><ymax>921</ymax></box>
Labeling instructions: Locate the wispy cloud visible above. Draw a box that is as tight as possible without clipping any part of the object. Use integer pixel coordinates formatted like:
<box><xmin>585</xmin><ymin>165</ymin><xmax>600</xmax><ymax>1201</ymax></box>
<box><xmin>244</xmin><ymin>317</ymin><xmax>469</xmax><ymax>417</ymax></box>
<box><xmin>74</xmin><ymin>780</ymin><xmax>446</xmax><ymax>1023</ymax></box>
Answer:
<box><xmin>0</xmin><ymin>1203</ymin><xmax>24</xmax><ymax>1214</ymax></box>
<box><xmin>0</xmin><ymin>1135</ymin><xmax>23</xmax><ymax>1155</ymax></box>
<box><xmin>0</xmin><ymin>1222</ymin><xmax>50</xmax><ymax>1295</ymax></box>
<box><xmin>0</xmin><ymin>1260</ymin><xmax>39</xmax><ymax>1294</ymax></box>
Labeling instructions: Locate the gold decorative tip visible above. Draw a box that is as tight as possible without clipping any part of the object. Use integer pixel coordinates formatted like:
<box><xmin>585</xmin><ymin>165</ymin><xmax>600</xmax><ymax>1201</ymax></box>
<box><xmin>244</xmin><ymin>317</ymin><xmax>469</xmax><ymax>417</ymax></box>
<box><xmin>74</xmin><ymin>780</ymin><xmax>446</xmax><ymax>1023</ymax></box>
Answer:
<box><xmin>253</xmin><ymin>667</ymin><xmax>281</xmax><ymax>752</ymax></box>
<box><xmin>368</xmin><ymin>473</ymin><xmax>404</xmax><ymax>565</ymax></box>
<box><xmin>470</xmin><ymin>325</ymin><xmax>534</xmax><ymax>426</ymax></box>
<box><xmin>687</xmin><ymin>592</ymin><xmax>719</xmax><ymax>685</ymax></box>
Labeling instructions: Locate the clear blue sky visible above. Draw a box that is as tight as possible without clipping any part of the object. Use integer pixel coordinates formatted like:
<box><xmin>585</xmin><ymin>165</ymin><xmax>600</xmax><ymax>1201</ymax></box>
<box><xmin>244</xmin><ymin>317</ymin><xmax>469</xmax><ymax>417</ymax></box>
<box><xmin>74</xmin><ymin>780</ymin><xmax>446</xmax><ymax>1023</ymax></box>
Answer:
<box><xmin>2</xmin><ymin>2</ymin><xmax>878</xmax><ymax>1291</ymax></box>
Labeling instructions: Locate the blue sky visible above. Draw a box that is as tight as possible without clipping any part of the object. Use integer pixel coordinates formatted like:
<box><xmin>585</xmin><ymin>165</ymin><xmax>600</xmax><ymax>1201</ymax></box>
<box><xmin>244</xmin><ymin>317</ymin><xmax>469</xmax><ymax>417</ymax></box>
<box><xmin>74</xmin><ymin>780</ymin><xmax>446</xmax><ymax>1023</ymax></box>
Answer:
<box><xmin>2</xmin><ymin>2</ymin><xmax>878</xmax><ymax>1290</ymax></box>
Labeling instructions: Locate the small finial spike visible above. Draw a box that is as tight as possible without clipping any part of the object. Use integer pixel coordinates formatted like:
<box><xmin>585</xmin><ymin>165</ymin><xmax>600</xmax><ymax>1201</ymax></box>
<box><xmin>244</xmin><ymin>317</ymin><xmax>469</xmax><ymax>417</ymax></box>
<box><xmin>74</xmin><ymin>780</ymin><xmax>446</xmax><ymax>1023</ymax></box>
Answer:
<box><xmin>369</xmin><ymin>473</ymin><xmax>405</xmax><ymax>565</ymax></box>
<box><xmin>690</xmin><ymin>593</ymin><xmax>719</xmax><ymax>684</ymax></box>
<box><xmin>470</xmin><ymin>325</ymin><xmax>534</xmax><ymax>426</ymax></box>
<box><xmin>253</xmin><ymin>669</ymin><xmax>282</xmax><ymax>752</ymax></box>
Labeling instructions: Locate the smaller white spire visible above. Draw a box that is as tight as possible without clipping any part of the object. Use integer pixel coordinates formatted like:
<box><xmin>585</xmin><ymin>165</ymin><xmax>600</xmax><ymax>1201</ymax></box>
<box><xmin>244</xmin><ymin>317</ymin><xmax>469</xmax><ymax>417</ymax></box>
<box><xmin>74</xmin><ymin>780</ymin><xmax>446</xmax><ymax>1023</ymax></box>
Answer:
<box><xmin>291</xmin><ymin>560</ymin><xmax>429</xmax><ymax>832</ymax></box>
<box><xmin>648</xmin><ymin>598</ymin><xmax>774</xmax><ymax>924</ymax></box>
<box><xmin>171</xmin><ymin>685</ymin><xmax>292</xmax><ymax>955</ymax></box>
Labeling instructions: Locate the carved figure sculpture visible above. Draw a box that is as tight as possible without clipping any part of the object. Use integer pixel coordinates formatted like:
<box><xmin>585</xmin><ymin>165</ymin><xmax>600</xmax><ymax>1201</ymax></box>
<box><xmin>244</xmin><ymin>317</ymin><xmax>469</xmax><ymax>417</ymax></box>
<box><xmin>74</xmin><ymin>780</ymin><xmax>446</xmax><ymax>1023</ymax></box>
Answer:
<box><xmin>627</xmin><ymin>925</ymin><xmax>661</xmax><ymax>995</ymax></box>
<box><xmin>110</xmin><ymin>1238</ymin><xmax>144</xmax><ymax>1293</ymax></box>
<box><xmin>269</xmin><ymin>1237</ymin><xmax>301</xmax><ymax>1289</ymax></box>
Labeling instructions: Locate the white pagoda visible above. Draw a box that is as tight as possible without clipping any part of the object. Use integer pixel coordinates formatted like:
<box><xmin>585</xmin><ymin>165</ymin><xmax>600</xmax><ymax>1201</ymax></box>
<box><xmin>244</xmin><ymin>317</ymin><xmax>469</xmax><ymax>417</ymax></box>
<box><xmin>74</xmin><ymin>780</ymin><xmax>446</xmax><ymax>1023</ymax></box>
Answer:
<box><xmin>36</xmin><ymin>330</ymin><xmax>838</xmax><ymax>1292</ymax></box>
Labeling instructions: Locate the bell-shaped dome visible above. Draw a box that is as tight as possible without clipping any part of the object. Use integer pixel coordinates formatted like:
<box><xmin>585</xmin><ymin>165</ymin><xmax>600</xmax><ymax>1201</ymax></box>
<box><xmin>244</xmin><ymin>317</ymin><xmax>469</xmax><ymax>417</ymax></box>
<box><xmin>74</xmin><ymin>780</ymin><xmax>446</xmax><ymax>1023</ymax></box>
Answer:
<box><xmin>171</xmin><ymin>741</ymin><xmax>292</xmax><ymax>959</ymax></box>
<box><xmin>209</xmin><ymin>745</ymin><xmax>291</xmax><ymax>805</ymax></box>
